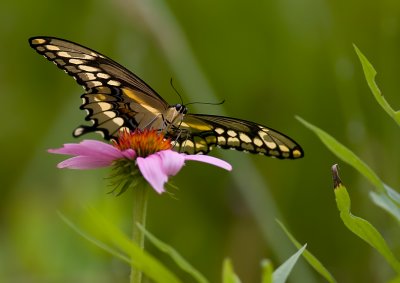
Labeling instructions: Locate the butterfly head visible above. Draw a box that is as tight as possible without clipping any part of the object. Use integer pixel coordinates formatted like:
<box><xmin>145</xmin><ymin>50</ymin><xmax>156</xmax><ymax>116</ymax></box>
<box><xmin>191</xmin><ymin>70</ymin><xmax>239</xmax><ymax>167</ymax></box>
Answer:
<box><xmin>173</xmin><ymin>104</ymin><xmax>188</xmax><ymax>115</ymax></box>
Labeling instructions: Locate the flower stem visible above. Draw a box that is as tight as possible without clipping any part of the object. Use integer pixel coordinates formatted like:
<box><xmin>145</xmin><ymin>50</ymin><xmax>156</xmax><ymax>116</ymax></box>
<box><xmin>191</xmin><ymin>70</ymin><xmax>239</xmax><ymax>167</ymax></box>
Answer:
<box><xmin>130</xmin><ymin>182</ymin><xmax>150</xmax><ymax>283</ymax></box>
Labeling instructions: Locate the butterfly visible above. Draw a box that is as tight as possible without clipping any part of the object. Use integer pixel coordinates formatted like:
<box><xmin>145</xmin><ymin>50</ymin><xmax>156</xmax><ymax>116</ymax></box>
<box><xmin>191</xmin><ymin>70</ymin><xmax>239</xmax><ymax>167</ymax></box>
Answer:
<box><xmin>29</xmin><ymin>36</ymin><xmax>303</xmax><ymax>159</ymax></box>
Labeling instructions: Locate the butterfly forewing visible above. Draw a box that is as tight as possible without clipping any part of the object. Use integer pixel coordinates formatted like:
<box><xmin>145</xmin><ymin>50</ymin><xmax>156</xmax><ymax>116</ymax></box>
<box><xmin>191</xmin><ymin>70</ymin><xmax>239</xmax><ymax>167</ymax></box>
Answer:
<box><xmin>29</xmin><ymin>36</ymin><xmax>169</xmax><ymax>138</ymax></box>
<box><xmin>29</xmin><ymin>36</ymin><xmax>303</xmax><ymax>159</ymax></box>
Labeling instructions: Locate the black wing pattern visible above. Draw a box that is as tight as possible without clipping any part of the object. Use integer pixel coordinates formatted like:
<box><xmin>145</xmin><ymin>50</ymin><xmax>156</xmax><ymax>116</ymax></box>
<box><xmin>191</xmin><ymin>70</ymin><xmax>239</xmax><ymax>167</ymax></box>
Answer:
<box><xmin>171</xmin><ymin>114</ymin><xmax>303</xmax><ymax>159</ymax></box>
<box><xmin>29</xmin><ymin>36</ymin><xmax>303</xmax><ymax>159</ymax></box>
<box><xmin>29</xmin><ymin>36</ymin><xmax>169</xmax><ymax>139</ymax></box>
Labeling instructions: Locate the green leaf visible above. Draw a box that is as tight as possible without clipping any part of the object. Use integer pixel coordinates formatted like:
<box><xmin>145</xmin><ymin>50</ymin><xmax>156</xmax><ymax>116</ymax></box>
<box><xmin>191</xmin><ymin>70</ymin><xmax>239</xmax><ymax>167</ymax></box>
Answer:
<box><xmin>354</xmin><ymin>45</ymin><xmax>400</xmax><ymax>125</ymax></box>
<box><xmin>137</xmin><ymin>224</ymin><xmax>209</xmax><ymax>283</ymax></box>
<box><xmin>297</xmin><ymin>116</ymin><xmax>385</xmax><ymax>193</ymax></box>
<box><xmin>385</xmin><ymin>184</ymin><xmax>400</xmax><ymax>205</ymax></box>
<box><xmin>276</xmin><ymin>220</ymin><xmax>337</xmax><ymax>283</ymax></box>
<box><xmin>58</xmin><ymin>212</ymin><xmax>131</xmax><ymax>263</ymax></box>
<box><xmin>333</xmin><ymin>180</ymin><xmax>400</xmax><ymax>274</ymax></box>
<box><xmin>261</xmin><ymin>259</ymin><xmax>273</xmax><ymax>283</ymax></box>
<box><xmin>272</xmin><ymin>244</ymin><xmax>307</xmax><ymax>283</ymax></box>
<box><xmin>58</xmin><ymin>210</ymin><xmax>182</xmax><ymax>283</ymax></box>
<box><xmin>222</xmin><ymin>258</ymin><xmax>242</xmax><ymax>283</ymax></box>
<box><xmin>370</xmin><ymin>189</ymin><xmax>400</xmax><ymax>223</ymax></box>
<box><xmin>298</xmin><ymin>117</ymin><xmax>400</xmax><ymax>221</ymax></box>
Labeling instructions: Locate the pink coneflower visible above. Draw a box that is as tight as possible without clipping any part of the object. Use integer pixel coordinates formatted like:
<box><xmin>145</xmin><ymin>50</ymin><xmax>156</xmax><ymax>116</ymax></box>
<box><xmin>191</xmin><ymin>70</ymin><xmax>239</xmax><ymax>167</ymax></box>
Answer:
<box><xmin>48</xmin><ymin>129</ymin><xmax>232</xmax><ymax>194</ymax></box>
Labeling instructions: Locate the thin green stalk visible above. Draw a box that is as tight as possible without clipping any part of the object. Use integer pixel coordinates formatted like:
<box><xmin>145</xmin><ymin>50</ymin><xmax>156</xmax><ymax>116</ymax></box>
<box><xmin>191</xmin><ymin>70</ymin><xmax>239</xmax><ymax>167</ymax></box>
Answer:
<box><xmin>130</xmin><ymin>182</ymin><xmax>150</xmax><ymax>283</ymax></box>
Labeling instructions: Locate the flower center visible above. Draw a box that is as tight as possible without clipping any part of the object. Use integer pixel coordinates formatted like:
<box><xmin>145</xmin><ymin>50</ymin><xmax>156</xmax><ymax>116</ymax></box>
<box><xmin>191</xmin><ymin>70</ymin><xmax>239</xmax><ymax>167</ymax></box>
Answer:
<box><xmin>113</xmin><ymin>129</ymin><xmax>172</xmax><ymax>157</ymax></box>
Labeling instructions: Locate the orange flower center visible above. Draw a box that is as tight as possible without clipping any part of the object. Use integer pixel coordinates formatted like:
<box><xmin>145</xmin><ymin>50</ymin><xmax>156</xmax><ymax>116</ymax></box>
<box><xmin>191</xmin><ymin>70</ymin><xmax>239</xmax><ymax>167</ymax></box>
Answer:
<box><xmin>113</xmin><ymin>129</ymin><xmax>172</xmax><ymax>157</ymax></box>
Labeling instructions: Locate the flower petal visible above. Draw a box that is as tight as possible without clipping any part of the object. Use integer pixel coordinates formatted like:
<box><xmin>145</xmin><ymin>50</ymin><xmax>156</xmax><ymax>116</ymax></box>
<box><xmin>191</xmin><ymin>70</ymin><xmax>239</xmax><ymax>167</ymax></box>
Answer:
<box><xmin>48</xmin><ymin>140</ymin><xmax>136</xmax><ymax>170</ymax></box>
<box><xmin>121</xmin><ymin>149</ymin><xmax>136</xmax><ymax>160</ymax></box>
<box><xmin>57</xmin><ymin>155</ymin><xmax>114</xmax><ymax>169</ymax></box>
<box><xmin>184</xmin><ymin>154</ymin><xmax>232</xmax><ymax>171</ymax></box>
<box><xmin>137</xmin><ymin>155</ymin><xmax>168</xmax><ymax>194</ymax></box>
<box><xmin>48</xmin><ymin>140</ymin><xmax>128</xmax><ymax>160</ymax></box>
<box><xmin>156</xmin><ymin>150</ymin><xmax>185</xmax><ymax>176</ymax></box>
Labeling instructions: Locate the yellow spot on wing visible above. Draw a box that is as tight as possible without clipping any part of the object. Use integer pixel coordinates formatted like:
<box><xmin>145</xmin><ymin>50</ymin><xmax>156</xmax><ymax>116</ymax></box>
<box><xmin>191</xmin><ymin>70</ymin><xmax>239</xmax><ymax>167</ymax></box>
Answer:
<box><xmin>193</xmin><ymin>137</ymin><xmax>208</xmax><ymax>151</ymax></box>
<box><xmin>86</xmin><ymin>81</ymin><xmax>103</xmax><ymax>88</ymax></box>
<box><xmin>97</xmin><ymin>73</ymin><xmax>111</xmax><ymax>79</ymax></box>
<box><xmin>227</xmin><ymin>137</ymin><xmax>240</xmax><ymax>147</ymax></box>
<box><xmin>180</xmin><ymin>121</ymin><xmax>213</xmax><ymax>131</ymax></box>
<box><xmin>227</xmin><ymin>130</ymin><xmax>237</xmax><ymax>137</ymax></box>
<box><xmin>253</xmin><ymin>137</ymin><xmax>263</xmax><ymax>147</ymax></box>
<box><xmin>239</xmin><ymin>132</ymin><xmax>252</xmax><ymax>143</ymax></box>
<box><xmin>69</xmin><ymin>58</ymin><xmax>85</xmax><ymax>65</ymax></box>
<box><xmin>57</xmin><ymin>51</ymin><xmax>73</xmax><ymax>58</ymax></box>
<box><xmin>78</xmin><ymin>65</ymin><xmax>100</xmax><ymax>72</ymax></box>
<box><xmin>293</xmin><ymin>149</ymin><xmax>302</xmax><ymax>158</ymax></box>
<box><xmin>215</xmin><ymin>128</ymin><xmax>224</xmax><ymax>135</ymax></box>
<box><xmin>122</xmin><ymin>87</ymin><xmax>160</xmax><ymax>113</ymax></box>
<box><xmin>108</xmin><ymin>80</ymin><xmax>121</xmax><ymax>86</ymax></box>
<box><xmin>45</xmin><ymin>44</ymin><xmax>60</xmax><ymax>51</ymax></box>
<box><xmin>278</xmin><ymin>145</ymin><xmax>289</xmax><ymax>152</ymax></box>
<box><xmin>31</xmin><ymin>38</ymin><xmax>46</xmax><ymax>45</ymax></box>
<box><xmin>78</xmin><ymin>72</ymin><xmax>96</xmax><ymax>81</ymax></box>
<box><xmin>217</xmin><ymin>136</ymin><xmax>226</xmax><ymax>145</ymax></box>
<box><xmin>265</xmin><ymin>141</ymin><xmax>277</xmax><ymax>149</ymax></box>
<box><xmin>182</xmin><ymin>140</ymin><xmax>194</xmax><ymax>148</ymax></box>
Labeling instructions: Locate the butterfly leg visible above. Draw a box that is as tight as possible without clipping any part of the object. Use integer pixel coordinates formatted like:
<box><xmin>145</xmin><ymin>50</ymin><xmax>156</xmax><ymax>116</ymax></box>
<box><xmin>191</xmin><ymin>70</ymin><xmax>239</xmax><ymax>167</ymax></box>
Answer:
<box><xmin>167</xmin><ymin>126</ymin><xmax>192</xmax><ymax>153</ymax></box>
<box><xmin>138</xmin><ymin>113</ymin><xmax>165</xmax><ymax>132</ymax></box>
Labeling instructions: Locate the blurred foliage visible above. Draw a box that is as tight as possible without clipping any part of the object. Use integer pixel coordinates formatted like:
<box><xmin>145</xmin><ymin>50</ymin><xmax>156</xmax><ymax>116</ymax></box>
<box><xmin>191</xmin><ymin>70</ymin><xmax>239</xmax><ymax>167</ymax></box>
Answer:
<box><xmin>2</xmin><ymin>0</ymin><xmax>400</xmax><ymax>282</ymax></box>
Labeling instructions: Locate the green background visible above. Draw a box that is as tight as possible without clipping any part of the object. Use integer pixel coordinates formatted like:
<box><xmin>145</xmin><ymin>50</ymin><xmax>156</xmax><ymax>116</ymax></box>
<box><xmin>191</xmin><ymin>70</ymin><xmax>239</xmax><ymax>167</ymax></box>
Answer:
<box><xmin>2</xmin><ymin>0</ymin><xmax>400</xmax><ymax>282</ymax></box>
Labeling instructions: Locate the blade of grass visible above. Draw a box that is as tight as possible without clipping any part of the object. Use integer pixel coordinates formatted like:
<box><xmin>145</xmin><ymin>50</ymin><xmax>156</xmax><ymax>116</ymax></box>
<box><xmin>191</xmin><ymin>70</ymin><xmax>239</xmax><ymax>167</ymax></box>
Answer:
<box><xmin>353</xmin><ymin>45</ymin><xmax>400</xmax><ymax>125</ymax></box>
<box><xmin>298</xmin><ymin>116</ymin><xmax>400</xmax><ymax>220</ymax></box>
<box><xmin>222</xmin><ymin>258</ymin><xmax>242</xmax><ymax>283</ymax></box>
<box><xmin>58</xmin><ymin>212</ymin><xmax>131</xmax><ymax>263</ymax></box>
<box><xmin>137</xmin><ymin>224</ymin><xmax>209</xmax><ymax>283</ymax></box>
<box><xmin>297</xmin><ymin>116</ymin><xmax>385</xmax><ymax>193</ymax></box>
<box><xmin>60</xmin><ymin>209</ymin><xmax>182</xmax><ymax>283</ymax></box>
<box><xmin>276</xmin><ymin>220</ymin><xmax>337</xmax><ymax>283</ymax></box>
<box><xmin>261</xmin><ymin>259</ymin><xmax>273</xmax><ymax>283</ymax></box>
<box><xmin>331</xmin><ymin>165</ymin><xmax>400</xmax><ymax>274</ymax></box>
<box><xmin>273</xmin><ymin>245</ymin><xmax>307</xmax><ymax>283</ymax></box>
<box><xmin>370</xmin><ymin>191</ymin><xmax>400</xmax><ymax>223</ymax></box>
<box><xmin>385</xmin><ymin>185</ymin><xmax>400</xmax><ymax>205</ymax></box>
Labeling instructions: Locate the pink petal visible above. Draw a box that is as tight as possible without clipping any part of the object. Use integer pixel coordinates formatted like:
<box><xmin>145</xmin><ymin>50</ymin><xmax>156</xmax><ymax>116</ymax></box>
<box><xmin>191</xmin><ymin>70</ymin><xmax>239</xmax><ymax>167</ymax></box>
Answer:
<box><xmin>184</xmin><ymin>154</ymin><xmax>232</xmax><ymax>171</ymax></box>
<box><xmin>136</xmin><ymin>150</ymin><xmax>231</xmax><ymax>194</ymax></box>
<box><xmin>48</xmin><ymin>140</ymin><xmax>128</xmax><ymax>160</ymax></box>
<box><xmin>121</xmin><ymin>149</ymin><xmax>136</xmax><ymax>160</ymax></box>
<box><xmin>136</xmin><ymin>150</ymin><xmax>186</xmax><ymax>194</ymax></box>
<box><xmin>137</xmin><ymin>155</ymin><xmax>167</xmax><ymax>194</ymax></box>
<box><xmin>48</xmin><ymin>140</ymin><xmax>136</xmax><ymax>170</ymax></box>
<box><xmin>57</xmin><ymin>156</ymin><xmax>114</xmax><ymax>169</ymax></box>
<box><xmin>156</xmin><ymin>150</ymin><xmax>185</xmax><ymax>176</ymax></box>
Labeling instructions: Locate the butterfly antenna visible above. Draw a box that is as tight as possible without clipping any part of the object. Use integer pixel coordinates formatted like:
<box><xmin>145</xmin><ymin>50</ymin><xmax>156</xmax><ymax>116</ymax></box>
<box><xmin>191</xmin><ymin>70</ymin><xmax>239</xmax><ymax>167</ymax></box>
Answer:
<box><xmin>170</xmin><ymin>78</ymin><xmax>184</xmax><ymax>105</ymax></box>
<box><xmin>185</xmin><ymin>99</ymin><xmax>225</xmax><ymax>106</ymax></box>
<box><xmin>169</xmin><ymin>78</ymin><xmax>225</xmax><ymax>106</ymax></box>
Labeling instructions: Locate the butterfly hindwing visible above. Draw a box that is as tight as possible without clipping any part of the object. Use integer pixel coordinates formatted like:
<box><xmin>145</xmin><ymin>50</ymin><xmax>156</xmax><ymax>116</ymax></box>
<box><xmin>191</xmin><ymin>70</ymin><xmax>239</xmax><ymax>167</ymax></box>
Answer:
<box><xmin>29</xmin><ymin>36</ymin><xmax>169</xmax><ymax>139</ymax></box>
<box><xmin>172</xmin><ymin>114</ymin><xmax>303</xmax><ymax>159</ymax></box>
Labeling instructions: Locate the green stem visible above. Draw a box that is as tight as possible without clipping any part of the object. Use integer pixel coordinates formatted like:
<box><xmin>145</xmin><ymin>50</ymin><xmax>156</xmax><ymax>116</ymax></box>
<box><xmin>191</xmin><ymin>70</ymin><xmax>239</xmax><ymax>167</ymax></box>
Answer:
<box><xmin>130</xmin><ymin>182</ymin><xmax>150</xmax><ymax>283</ymax></box>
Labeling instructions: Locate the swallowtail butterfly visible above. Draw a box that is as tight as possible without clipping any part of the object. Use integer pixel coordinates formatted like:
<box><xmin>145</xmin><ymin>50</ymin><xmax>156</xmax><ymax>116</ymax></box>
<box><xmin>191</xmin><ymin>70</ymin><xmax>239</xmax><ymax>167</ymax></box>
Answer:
<box><xmin>29</xmin><ymin>36</ymin><xmax>303</xmax><ymax>159</ymax></box>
